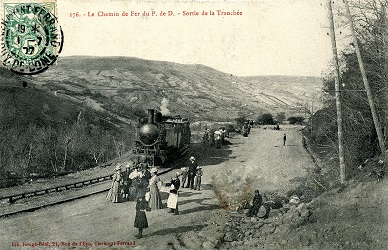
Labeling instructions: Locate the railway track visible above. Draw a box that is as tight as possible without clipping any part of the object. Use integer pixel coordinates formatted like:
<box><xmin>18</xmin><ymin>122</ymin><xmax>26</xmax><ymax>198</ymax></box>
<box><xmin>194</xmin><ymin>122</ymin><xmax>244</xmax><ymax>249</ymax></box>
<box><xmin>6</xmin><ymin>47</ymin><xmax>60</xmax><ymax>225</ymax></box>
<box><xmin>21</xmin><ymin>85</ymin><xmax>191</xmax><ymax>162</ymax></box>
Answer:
<box><xmin>0</xmin><ymin>147</ymin><xmax>189</xmax><ymax>218</ymax></box>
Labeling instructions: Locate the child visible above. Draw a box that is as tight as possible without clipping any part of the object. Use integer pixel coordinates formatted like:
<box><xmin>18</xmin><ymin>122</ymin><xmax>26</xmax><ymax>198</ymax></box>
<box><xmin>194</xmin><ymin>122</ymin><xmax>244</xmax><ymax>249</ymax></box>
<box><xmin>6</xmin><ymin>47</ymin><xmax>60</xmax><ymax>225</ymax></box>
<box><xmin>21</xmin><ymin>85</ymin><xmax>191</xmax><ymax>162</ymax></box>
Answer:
<box><xmin>134</xmin><ymin>196</ymin><xmax>150</xmax><ymax>238</ymax></box>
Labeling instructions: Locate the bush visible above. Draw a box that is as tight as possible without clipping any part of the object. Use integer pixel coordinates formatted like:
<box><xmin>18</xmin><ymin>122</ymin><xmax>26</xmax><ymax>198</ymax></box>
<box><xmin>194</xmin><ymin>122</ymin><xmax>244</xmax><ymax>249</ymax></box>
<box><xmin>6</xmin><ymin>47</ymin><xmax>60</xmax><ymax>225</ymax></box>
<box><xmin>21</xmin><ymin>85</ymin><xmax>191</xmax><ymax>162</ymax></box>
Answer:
<box><xmin>257</xmin><ymin>113</ymin><xmax>275</xmax><ymax>125</ymax></box>
<box><xmin>287</xmin><ymin>116</ymin><xmax>305</xmax><ymax>124</ymax></box>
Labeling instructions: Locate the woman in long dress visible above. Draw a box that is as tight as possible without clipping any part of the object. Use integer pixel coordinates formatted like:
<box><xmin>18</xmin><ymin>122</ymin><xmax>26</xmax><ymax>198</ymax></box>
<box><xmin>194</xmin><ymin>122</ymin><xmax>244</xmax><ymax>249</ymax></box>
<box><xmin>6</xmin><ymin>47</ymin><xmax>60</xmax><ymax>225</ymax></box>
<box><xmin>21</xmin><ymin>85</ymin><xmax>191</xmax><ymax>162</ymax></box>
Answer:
<box><xmin>106</xmin><ymin>165</ymin><xmax>123</xmax><ymax>203</ymax></box>
<box><xmin>148</xmin><ymin>168</ymin><xmax>163</xmax><ymax>210</ymax></box>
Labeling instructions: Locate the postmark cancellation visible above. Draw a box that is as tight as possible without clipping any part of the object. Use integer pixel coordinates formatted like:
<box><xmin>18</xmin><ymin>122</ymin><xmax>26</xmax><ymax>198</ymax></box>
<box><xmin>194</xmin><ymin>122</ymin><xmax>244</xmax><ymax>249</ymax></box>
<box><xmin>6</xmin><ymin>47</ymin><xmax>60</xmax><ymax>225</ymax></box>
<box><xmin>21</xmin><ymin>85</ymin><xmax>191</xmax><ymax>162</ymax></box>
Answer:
<box><xmin>1</xmin><ymin>1</ymin><xmax>63</xmax><ymax>74</ymax></box>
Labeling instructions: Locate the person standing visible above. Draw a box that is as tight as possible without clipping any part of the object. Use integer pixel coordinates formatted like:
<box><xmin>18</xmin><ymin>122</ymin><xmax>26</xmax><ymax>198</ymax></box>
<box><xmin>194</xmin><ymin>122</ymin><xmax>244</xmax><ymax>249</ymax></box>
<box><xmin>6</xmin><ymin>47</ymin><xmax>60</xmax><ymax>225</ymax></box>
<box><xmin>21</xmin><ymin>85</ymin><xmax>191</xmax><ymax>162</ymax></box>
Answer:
<box><xmin>214</xmin><ymin>129</ymin><xmax>222</xmax><ymax>149</ymax></box>
<box><xmin>186</xmin><ymin>156</ymin><xmax>198</xmax><ymax>189</ymax></box>
<box><xmin>194</xmin><ymin>167</ymin><xmax>203</xmax><ymax>191</ymax></box>
<box><xmin>134</xmin><ymin>196</ymin><xmax>150</xmax><ymax>238</ymax></box>
<box><xmin>209</xmin><ymin>127</ymin><xmax>215</xmax><ymax>146</ymax></box>
<box><xmin>180</xmin><ymin>167</ymin><xmax>188</xmax><ymax>188</ymax></box>
<box><xmin>121</xmin><ymin>162</ymin><xmax>133</xmax><ymax>201</ymax></box>
<box><xmin>106</xmin><ymin>164</ymin><xmax>123</xmax><ymax>203</ymax></box>
<box><xmin>148</xmin><ymin>168</ymin><xmax>163</xmax><ymax>210</ymax></box>
<box><xmin>137</xmin><ymin>163</ymin><xmax>151</xmax><ymax>199</ymax></box>
<box><xmin>202</xmin><ymin>129</ymin><xmax>209</xmax><ymax>146</ymax></box>
<box><xmin>283</xmin><ymin>133</ymin><xmax>287</xmax><ymax>146</ymax></box>
<box><xmin>167</xmin><ymin>173</ymin><xmax>181</xmax><ymax>215</ymax></box>
<box><xmin>128</xmin><ymin>165</ymin><xmax>141</xmax><ymax>201</ymax></box>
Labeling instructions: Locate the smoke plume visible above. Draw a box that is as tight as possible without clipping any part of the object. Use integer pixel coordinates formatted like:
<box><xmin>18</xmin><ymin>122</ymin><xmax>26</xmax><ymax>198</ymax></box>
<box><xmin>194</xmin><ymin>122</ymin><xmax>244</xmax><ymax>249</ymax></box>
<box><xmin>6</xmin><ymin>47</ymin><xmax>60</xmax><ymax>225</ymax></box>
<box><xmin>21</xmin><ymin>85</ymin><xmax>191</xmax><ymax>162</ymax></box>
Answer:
<box><xmin>160</xmin><ymin>97</ymin><xmax>170</xmax><ymax>116</ymax></box>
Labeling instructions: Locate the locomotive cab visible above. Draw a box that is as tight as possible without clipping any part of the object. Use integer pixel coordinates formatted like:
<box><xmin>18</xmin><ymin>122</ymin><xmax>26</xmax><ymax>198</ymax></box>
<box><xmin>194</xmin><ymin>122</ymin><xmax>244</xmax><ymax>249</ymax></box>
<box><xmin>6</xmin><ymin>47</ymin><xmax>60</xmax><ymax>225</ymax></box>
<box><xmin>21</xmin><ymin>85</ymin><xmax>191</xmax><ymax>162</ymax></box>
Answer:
<box><xmin>133</xmin><ymin>109</ymin><xmax>191</xmax><ymax>167</ymax></box>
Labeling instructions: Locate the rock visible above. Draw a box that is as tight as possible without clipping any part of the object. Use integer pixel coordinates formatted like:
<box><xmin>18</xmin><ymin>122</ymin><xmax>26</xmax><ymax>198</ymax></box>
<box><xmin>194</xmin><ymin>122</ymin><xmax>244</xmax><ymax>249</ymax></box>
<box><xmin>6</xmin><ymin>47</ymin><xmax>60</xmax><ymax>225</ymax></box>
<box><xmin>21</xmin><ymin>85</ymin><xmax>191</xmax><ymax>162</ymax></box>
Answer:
<box><xmin>204</xmin><ymin>232</ymin><xmax>224</xmax><ymax>243</ymax></box>
<box><xmin>243</xmin><ymin>239</ymin><xmax>257</xmax><ymax>246</ymax></box>
<box><xmin>253</xmin><ymin>230</ymin><xmax>262</xmax><ymax>238</ymax></box>
<box><xmin>298</xmin><ymin>234</ymin><xmax>312</xmax><ymax>247</ymax></box>
<box><xmin>274</xmin><ymin>224</ymin><xmax>291</xmax><ymax>235</ymax></box>
<box><xmin>269</xmin><ymin>209</ymin><xmax>281</xmax><ymax>218</ymax></box>
<box><xmin>224</xmin><ymin>225</ymin><xmax>232</xmax><ymax>232</ymax></box>
<box><xmin>296</xmin><ymin>203</ymin><xmax>307</xmax><ymax>212</ymax></box>
<box><xmin>224</xmin><ymin>232</ymin><xmax>238</xmax><ymax>242</ymax></box>
<box><xmin>300</xmin><ymin>209</ymin><xmax>312</xmax><ymax>219</ymax></box>
<box><xmin>261</xmin><ymin>223</ymin><xmax>276</xmax><ymax>235</ymax></box>
<box><xmin>198</xmin><ymin>231</ymin><xmax>206</xmax><ymax>238</ymax></box>
<box><xmin>240</xmin><ymin>222</ymin><xmax>253</xmax><ymax>231</ymax></box>
<box><xmin>214</xmin><ymin>239</ymin><xmax>221</xmax><ymax>248</ymax></box>
<box><xmin>283</xmin><ymin>209</ymin><xmax>300</xmax><ymax>223</ymax></box>
<box><xmin>243</xmin><ymin>217</ymin><xmax>251</xmax><ymax>223</ymax></box>
<box><xmin>307</xmin><ymin>214</ymin><xmax>317</xmax><ymax>223</ymax></box>
<box><xmin>250</xmin><ymin>217</ymin><xmax>257</xmax><ymax>223</ymax></box>
<box><xmin>202</xmin><ymin>241</ymin><xmax>216</xmax><ymax>249</ymax></box>
<box><xmin>253</xmin><ymin>222</ymin><xmax>264</xmax><ymax>229</ymax></box>
<box><xmin>289</xmin><ymin>195</ymin><xmax>301</xmax><ymax>205</ymax></box>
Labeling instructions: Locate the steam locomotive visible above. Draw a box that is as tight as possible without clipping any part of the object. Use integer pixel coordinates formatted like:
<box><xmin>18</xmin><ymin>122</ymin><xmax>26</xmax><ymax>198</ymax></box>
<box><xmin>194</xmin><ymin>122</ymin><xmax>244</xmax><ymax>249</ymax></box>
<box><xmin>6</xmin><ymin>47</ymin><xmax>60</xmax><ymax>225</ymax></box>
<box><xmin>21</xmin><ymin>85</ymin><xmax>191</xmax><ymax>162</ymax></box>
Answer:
<box><xmin>132</xmin><ymin>109</ymin><xmax>191</xmax><ymax>166</ymax></box>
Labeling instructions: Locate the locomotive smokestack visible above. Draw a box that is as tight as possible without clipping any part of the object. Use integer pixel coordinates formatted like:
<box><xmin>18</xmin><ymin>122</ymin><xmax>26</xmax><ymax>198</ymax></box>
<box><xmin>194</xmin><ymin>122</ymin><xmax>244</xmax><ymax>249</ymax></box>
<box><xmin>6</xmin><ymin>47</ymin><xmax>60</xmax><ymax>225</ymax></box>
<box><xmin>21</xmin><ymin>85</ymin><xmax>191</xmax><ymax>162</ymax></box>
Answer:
<box><xmin>148</xmin><ymin>109</ymin><xmax>155</xmax><ymax>123</ymax></box>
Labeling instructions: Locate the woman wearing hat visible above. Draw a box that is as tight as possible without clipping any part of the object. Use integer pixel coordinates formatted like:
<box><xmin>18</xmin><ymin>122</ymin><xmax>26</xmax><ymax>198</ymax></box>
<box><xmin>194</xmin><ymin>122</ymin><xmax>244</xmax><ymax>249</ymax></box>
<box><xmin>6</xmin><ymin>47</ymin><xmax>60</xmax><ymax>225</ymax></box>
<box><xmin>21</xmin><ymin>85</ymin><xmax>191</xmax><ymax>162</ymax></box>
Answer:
<box><xmin>106</xmin><ymin>164</ymin><xmax>123</xmax><ymax>203</ymax></box>
<box><xmin>148</xmin><ymin>168</ymin><xmax>163</xmax><ymax>210</ymax></box>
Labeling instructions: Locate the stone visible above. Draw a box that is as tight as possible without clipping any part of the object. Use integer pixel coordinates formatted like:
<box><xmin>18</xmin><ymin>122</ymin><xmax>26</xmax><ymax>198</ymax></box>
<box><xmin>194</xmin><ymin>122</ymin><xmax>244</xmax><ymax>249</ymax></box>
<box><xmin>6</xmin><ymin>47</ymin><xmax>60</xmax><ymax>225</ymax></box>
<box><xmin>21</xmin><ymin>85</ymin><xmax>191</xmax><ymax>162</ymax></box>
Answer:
<box><xmin>224</xmin><ymin>232</ymin><xmax>238</xmax><ymax>242</ymax></box>
<box><xmin>250</xmin><ymin>217</ymin><xmax>258</xmax><ymax>223</ymax></box>
<box><xmin>204</xmin><ymin>232</ymin><xmax>224</xmax><ymax>243</ymax></box>
<box><xmin>253</xmin><ymin>222</ymin><xmax>265</xmax><ymax>229</ymax></box>
<box><xmin>300</xmin><ymin>208</ymin><xmax>312</xmax><ymax>219</ymax></box>
<box><xmin>274</xmin><ymin>224</ymin><xmax>291</xmax><ymax>235</ymax></box>
<box><xmin>253</xmin><ymin>230</ymin><xmax>262</xmax><ymax>238</ymax></box>
<box><xmin>261</xmin><ymin>223</ymin><xmax>276</xmax><ymax>235</ymax></box>
<box><xmin>202</xmin><ymin>241</ymin><xmax>216</xmax><ymax>249</ymax></box>
<box><xmin>214</xmin><ymin>239</ymin><xmax>221</xmax><ymax>248</ymax></box>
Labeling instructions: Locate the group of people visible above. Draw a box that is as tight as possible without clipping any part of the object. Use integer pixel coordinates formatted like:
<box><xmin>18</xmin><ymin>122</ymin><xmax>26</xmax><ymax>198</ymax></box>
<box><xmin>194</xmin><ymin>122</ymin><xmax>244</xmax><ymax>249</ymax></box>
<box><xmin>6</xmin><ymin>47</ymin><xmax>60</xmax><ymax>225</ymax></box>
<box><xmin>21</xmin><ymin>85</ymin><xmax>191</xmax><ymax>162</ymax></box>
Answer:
<box><xmin>203</xmin><ymin>127</ymin><xmax>228</xmax><ymax>149</ymax></box>
<box><xmin>106</xmin><ymin>156</ymin><xmax>203</xmax><ymax>238</ymax></box>
<box><xmin>180</xmin><ymin>156</ymin><xmax>203</xmax><ymax>190</ymax></box>
<box><xmin>105</xmin><ymin>160</ymin><xmax>158</xmax><ymax>205</ymax></box>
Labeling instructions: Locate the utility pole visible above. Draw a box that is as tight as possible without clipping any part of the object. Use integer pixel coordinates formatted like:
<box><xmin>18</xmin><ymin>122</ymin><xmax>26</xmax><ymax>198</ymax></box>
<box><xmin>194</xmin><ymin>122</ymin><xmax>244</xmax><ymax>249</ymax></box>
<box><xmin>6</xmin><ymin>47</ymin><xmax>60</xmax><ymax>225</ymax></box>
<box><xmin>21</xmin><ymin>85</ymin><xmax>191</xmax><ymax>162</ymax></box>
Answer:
<box><xmin>343</xmin><ymin>0</ymin><xmax>386</xmax><ymax>159</ymax></box>
<box><xmin>328</xmin><ymin>0</ymin><xmax>346</xmax><ymax>184</ymax></box>
<box><xmin>382</xmin><ymin>5</ymin><xmax>388</xmax><ymax>150</ymax></box>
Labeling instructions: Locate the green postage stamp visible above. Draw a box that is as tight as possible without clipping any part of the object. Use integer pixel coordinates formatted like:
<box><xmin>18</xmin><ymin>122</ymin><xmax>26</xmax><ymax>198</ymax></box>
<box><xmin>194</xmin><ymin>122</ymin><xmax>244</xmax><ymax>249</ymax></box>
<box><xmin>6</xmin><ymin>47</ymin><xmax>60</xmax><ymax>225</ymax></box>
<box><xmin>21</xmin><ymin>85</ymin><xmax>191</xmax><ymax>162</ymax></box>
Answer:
<box><xmin>1</xmin><ymin>1</ymin><xmax>63</xmax><ymax>74</ymax></box>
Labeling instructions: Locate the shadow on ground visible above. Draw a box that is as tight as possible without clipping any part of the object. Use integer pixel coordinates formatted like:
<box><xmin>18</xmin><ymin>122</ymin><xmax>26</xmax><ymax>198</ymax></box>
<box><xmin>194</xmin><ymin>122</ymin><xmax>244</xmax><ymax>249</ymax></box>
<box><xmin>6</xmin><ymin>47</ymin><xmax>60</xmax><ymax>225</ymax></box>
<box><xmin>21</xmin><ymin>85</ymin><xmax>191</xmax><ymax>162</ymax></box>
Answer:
<box><xmin>188</xmin><ymin>142</ymin><xmax>233</xmax><ymax>167</ymax></box>
<box><xmin>179</xmin><ymin>204</ymin><xmax>220</xmax><ymax>215</ymax></box>
<box><xmin>147</xmin><ymin>224</ymin><xmax>208</xmax><ymax>237</ymax></box>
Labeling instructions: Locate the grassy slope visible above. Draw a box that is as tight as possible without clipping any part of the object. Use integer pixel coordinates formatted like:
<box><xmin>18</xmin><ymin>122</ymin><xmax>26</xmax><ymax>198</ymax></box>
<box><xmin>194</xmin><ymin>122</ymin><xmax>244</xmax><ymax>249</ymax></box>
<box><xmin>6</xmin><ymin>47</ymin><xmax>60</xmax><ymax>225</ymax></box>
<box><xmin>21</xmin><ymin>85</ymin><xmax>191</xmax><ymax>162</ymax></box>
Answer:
<box><xmin>34</xmin><ymin>56</ymin><xmax>322</xmax><ymax>121</ymax></box>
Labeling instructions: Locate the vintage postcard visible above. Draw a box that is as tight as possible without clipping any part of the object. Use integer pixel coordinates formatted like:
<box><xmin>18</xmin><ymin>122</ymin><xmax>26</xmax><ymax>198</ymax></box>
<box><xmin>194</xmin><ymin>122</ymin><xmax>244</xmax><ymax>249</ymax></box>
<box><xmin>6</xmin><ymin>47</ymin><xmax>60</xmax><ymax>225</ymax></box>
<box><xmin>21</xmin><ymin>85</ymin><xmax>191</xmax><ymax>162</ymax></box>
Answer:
<box><xmin>1</xmin><ymin>0</ymin><xmax>387</xmax><ymax>249</ymax></box>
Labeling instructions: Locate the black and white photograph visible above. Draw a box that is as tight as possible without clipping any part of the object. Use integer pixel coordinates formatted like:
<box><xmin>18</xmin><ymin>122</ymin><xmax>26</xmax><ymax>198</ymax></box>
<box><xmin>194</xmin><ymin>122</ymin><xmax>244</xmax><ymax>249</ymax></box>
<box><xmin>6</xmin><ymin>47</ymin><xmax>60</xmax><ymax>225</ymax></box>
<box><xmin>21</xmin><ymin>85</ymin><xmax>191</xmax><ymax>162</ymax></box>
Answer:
<box><xmin>0</xmin><ymin>0</ymin><xmax>387</xmax><ymax>249</ymax></box>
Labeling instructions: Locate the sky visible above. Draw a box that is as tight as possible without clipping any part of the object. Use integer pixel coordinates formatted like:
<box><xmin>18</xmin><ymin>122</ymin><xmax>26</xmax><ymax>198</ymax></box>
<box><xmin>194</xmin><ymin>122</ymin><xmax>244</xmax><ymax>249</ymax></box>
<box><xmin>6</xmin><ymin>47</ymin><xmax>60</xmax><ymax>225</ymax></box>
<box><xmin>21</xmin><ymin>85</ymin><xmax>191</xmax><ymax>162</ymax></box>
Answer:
<box><xmin>57</xmin><ymin>0</ymin><xmax>332</xmax><ymax>76</ymax></box>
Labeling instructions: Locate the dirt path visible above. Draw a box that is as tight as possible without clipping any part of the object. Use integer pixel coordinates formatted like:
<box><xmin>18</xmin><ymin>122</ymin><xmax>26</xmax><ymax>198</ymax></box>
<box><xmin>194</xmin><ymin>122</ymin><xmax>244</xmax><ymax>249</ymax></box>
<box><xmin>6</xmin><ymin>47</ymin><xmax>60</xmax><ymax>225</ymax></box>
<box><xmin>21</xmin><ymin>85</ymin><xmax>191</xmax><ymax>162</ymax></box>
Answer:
<box><xmin>0</xmin><ymin>125</ymin><xmax>315</xmax><ymax>250</ymax></box>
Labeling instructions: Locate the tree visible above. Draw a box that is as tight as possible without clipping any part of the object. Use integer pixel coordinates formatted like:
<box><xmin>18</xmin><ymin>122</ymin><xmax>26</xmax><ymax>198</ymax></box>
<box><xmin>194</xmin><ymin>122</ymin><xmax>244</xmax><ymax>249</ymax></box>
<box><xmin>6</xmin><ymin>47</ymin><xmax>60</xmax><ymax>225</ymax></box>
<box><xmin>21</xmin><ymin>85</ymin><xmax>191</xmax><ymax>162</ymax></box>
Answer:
<box><xmin>308</xmin><ymin>0</ymin><xmax>388</xmax><ymax>175</ymax></box>
<box><xmin>257</xmin><ymin>113</ymin><xmax>275</xmax><ymax>125</ymax></box>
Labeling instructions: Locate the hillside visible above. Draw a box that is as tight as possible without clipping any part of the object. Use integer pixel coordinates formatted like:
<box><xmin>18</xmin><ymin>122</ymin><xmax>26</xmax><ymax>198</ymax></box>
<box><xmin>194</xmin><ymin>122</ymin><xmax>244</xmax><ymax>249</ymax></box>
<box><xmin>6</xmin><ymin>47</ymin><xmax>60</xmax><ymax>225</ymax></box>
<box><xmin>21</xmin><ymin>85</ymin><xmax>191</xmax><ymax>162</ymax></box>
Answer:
<box><xmin>240</xmin><ymin>75</ymin><xmax>323</xmax><ymax>114</ymax></box>
<box><xmin>0</xmin><ymin>69</ymin><xmax>133</xmax><ymax>187</ymax></box>
<box><xmin>32</xmin><ymin>56</ymin><xmax>323</xmax><ymax>121</ymax></box>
